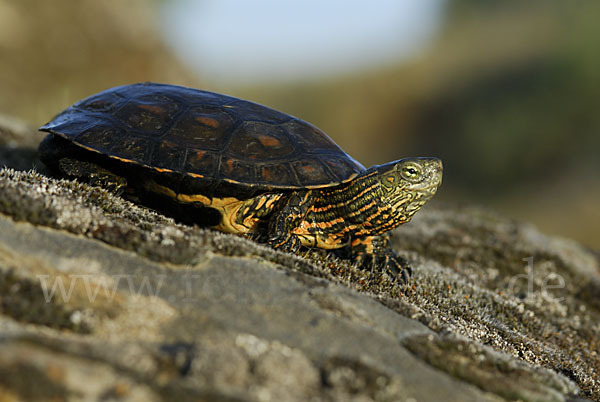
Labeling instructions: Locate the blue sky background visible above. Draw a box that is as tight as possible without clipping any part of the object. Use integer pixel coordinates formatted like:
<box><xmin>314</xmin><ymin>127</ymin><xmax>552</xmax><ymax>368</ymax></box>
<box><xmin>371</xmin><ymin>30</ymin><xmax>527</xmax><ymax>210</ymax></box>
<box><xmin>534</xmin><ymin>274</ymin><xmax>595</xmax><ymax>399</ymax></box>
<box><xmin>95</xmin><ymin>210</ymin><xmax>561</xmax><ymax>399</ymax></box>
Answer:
<box><xmin>160</xmin><ymin>0</ymin><xmax>444</xmax><ymax>83</ymax></box>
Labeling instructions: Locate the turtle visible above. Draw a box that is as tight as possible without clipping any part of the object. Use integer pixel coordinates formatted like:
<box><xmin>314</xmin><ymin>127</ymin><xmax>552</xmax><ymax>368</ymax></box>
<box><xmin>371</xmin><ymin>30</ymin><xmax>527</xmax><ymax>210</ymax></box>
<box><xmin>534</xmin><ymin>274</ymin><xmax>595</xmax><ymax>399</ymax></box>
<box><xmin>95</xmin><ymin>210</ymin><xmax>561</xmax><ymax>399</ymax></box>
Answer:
<box><xmin>38</xmin><ymin>82</ymin><xmax>442</xmax><ymax>281</ymax></box>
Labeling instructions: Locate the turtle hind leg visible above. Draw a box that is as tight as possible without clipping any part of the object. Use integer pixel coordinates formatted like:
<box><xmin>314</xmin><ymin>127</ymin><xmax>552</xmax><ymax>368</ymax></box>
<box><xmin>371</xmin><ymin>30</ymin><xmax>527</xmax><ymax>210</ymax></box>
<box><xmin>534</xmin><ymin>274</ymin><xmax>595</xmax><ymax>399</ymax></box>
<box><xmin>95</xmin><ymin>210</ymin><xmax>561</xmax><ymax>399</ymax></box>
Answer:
<box><xmin>58</xmin><ymin>158</ymin><xmax>127</xmax><ymax>195</ymax></box>
<box><xmin>39</xmin><ymin>134</ymin><xmax>126</xmax><ymax>194</ymax></box>
<box><xmin>351</xmin><ymin>234</ymin><xmax>412</xmax><ymax>282</ymax></box>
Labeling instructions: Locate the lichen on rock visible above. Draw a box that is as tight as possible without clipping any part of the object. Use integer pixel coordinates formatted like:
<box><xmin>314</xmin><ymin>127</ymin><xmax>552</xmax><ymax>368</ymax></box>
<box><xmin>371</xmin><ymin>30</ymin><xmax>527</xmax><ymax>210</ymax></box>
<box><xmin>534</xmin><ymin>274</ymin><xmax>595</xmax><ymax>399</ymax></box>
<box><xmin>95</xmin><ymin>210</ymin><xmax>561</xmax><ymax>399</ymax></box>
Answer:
<box><xmin>0</xmin><ymin>120</ymin><xmax>599</xmax><ymax>401</ymax></box>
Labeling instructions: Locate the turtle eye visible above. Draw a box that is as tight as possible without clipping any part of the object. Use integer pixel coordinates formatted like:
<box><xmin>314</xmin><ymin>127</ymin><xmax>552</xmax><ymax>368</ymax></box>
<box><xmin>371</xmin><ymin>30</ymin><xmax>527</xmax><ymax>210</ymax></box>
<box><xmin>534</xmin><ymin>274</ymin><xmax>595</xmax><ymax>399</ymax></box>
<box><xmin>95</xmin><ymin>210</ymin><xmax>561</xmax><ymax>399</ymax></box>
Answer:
<box><xmin>401</xmin><ymin>164</ymin><xmax>422</xmax><ymax>181</ymax></box>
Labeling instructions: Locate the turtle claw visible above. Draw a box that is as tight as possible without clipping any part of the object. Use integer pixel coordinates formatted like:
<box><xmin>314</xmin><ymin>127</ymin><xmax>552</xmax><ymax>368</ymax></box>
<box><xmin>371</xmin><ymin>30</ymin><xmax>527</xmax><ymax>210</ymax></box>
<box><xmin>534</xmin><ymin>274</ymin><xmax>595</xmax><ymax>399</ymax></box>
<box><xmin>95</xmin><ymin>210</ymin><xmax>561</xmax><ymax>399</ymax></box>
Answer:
<box><xmin>385</xmin><ymin>253</ymin><xmax>412</xmax><ymax>283</ymax></box>
<box><xmin>354</xmin><ymin>252</ymin><xmax>412</xmax><ymax>283</ymax></box>
<box><xmin>268</xmin><ymin>233</ymin><xmax>301</xmax><ymax>254</ymax></box>
<box><xmin>386</xmin><ymin>254</ymin><xmax>412</xmax><ymax>283</ymax></box>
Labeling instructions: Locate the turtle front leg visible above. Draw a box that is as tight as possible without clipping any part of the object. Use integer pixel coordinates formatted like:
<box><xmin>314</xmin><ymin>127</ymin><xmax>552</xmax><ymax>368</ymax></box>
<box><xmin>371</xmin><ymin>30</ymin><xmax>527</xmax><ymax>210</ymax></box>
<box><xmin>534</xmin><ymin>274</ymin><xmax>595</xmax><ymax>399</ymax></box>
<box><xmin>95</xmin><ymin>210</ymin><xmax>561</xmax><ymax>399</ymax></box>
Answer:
<box><xmin>351</xmin><ymin>234</ymin><xmax>412</xmax><ymax>282</ymax></box>
<box><xmin>267</xmin><ymin>191</ymin><xmax>312</xmax><ymax>254</ymax></box>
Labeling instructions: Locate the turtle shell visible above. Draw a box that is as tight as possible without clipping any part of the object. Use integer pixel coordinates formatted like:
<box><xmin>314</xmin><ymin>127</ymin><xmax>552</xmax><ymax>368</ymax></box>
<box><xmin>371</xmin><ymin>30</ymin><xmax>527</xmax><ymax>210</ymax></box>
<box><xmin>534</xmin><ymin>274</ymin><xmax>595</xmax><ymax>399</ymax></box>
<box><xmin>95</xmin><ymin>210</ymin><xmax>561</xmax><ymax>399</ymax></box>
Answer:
<box><xmin>40</xmin><ymin>82</ymin><xmax>365</xmax><ymax>190</ymax></box>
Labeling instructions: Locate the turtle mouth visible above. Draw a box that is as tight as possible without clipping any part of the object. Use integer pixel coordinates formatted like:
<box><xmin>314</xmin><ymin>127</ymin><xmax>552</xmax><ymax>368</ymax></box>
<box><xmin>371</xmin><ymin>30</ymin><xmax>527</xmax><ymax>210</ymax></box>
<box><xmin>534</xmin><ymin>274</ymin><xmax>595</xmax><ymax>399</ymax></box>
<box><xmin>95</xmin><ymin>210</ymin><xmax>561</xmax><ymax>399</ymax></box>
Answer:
<box><xmin>408</xmin><ymin>174</ymin><xmax>442</xmax><ymax>193</ymax></box>
<box><xmin>408</xmin><ymin>179</ymin><xmax>441</xmax><ymax>199</ymax></box>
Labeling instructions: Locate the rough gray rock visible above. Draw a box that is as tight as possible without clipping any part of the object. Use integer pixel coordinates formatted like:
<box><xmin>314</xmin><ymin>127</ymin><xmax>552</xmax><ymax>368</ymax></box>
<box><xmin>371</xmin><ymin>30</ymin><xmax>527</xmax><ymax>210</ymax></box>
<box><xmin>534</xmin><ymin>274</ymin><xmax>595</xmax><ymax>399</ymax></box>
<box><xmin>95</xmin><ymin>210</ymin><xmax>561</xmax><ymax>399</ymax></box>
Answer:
<box><xmin>0</xmin><ymin>121</ymin><xmax>598</xmax><ymax>401</ymax></box>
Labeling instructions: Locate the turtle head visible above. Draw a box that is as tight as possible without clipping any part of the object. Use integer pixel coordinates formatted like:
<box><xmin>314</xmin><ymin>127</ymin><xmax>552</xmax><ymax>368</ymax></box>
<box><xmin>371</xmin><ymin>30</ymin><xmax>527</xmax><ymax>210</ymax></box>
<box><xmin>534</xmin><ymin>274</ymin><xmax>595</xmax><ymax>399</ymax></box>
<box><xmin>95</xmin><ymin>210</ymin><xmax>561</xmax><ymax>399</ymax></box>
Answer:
<box><xmin>375</xmin><ymin>157</ymin><xmax>443</xmax><ymax>223</ymax></box>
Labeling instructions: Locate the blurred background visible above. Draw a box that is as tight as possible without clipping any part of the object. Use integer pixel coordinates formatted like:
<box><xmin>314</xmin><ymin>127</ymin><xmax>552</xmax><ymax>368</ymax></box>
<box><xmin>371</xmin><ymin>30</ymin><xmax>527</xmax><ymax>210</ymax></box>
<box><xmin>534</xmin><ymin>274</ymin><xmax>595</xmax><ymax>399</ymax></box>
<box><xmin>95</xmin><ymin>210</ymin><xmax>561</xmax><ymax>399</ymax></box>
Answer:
<box><xmin>0</xmin><ymin>0</ymin><xmax>598</xmax><ymax>248</ymax></box>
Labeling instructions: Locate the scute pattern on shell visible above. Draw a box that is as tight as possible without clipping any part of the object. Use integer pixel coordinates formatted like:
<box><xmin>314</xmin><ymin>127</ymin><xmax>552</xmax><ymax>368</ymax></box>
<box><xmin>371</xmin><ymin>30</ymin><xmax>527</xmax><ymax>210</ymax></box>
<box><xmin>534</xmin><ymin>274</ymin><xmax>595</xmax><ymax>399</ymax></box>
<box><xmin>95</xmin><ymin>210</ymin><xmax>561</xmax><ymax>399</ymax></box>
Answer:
<box><xmin>41</xmin><ymin>82</ymin><xmax>365</xmax><ymax>189</ymax></box>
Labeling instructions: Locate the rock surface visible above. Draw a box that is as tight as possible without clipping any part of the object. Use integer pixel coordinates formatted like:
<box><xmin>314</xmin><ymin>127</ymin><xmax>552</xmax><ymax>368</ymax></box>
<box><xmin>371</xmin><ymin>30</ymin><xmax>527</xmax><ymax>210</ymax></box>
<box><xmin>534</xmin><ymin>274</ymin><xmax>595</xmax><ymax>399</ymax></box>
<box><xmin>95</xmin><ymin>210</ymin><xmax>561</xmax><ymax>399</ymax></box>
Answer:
<box><xmin>0</xmin><ymin>122</ymin><xmax>599</xmax><ymax>401</ymax></box>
